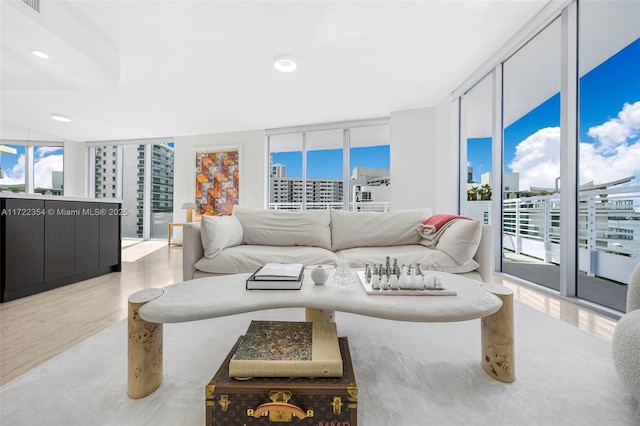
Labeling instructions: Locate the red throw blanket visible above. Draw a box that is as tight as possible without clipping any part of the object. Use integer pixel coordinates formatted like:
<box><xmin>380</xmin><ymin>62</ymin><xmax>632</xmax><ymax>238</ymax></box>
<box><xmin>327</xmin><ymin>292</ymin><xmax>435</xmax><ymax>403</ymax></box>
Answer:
<box><xmin>420</xmin><ymin>214</ymin><xmax>471</xmax><ymax>235</ymax></box>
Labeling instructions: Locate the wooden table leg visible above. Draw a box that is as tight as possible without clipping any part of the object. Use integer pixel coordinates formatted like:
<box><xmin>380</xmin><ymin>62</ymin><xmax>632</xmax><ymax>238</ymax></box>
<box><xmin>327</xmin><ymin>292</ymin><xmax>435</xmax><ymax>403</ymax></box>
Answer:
<box><xmin>128</xmin><ymin>288</ymin><xmax>165</xmax><ymax>399</ymax></box>
<box><xmin>480</xmin><ymin>284</ymin><xmax>515</xmax><ymax>383</ymax></box>
<box><xmin>305</xmin><ymin>308</ymin><xmax>335</xmax><ymax>322</ymax></box>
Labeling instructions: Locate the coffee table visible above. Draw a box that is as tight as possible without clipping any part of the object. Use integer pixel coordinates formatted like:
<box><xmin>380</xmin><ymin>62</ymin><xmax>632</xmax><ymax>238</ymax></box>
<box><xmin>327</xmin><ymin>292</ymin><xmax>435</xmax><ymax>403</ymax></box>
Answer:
<box><xmin>127</xmin><ymin>271</ymin><xmax>513</xmax><ymax>399</ymax></box>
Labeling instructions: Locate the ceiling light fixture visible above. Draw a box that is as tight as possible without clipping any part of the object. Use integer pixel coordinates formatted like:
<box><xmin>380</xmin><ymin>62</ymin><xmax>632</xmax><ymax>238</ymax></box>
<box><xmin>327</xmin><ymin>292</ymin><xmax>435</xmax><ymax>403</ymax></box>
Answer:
<box><xmin>51</xmin><ymin>113</ymin><xmax>71</xmax><ymax>123</ymax></box>
<box><xmin>274</xmin><ymin>57</ymin><xmax>297</xmax><ymax>73</ymax></box>
<box><xmin>29</xmin><ymin>49</ymin><xmax>50</xmax><ymax>59</ymax></box>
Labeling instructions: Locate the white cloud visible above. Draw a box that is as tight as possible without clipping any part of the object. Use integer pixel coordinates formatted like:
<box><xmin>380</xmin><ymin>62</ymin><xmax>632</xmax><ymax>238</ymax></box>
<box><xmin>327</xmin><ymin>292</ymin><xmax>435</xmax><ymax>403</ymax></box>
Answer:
<box><xmin>0</xmin><ymin>153</ymin><xmax>63</xmax><ymax>188</ymax></box>
<box><xmin>34</xmin><ymin>154</ymin><xmax>63</xmax><ymax>189</ymax></box>
<box><xmin>0</xmin><ymin>154</ymin><xmax>25</xmax><ymax>185</ymax></box>
<box><xmin>508</xmin><ymin>127</ymin><xmax>561</xmax><ymax>191</ymax></box>
<box><xmin>580</xmin><ymin>140</ymin><xmax>640</xmax><ymax>186</ymax></box>
<box><xmin>509</xmin><ymin>102</ymin><xmax>640</xmax><ymax>191</ymax></box>
<box><xmin>587</xmin><ymin>101</ymin><xmax>640</xmax><ymax>154</ymax></box>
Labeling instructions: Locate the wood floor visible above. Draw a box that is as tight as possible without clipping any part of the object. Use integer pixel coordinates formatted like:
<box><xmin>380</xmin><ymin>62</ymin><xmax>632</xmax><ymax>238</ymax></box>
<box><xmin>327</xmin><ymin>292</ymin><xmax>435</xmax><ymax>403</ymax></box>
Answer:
<box><xmin>0</xmin><ymin>242</ymin><xmax>619</xmax><ymax>386</ymax></box>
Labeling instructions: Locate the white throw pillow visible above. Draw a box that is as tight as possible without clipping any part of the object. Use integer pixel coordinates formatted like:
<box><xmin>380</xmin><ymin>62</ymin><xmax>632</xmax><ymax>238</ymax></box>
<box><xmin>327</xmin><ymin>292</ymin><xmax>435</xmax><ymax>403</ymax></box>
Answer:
<box><xmin>233</xmin><ymin>206</ymin><xmax>331</xmax><ymax>249</ymax></box>
<box><xmin>330</xmin><ymin>208</ymin><xmax>432</xmax><ymax>251</ymax></box>
<box><xmin>435</xmin><ymin>219</ymin><xmax>482</xmax><ymax>266</ymax></box>
<box><xmin>200</xmin><ymin>215</ymin><xmax>244</xmax><ymax>259</ymax></box>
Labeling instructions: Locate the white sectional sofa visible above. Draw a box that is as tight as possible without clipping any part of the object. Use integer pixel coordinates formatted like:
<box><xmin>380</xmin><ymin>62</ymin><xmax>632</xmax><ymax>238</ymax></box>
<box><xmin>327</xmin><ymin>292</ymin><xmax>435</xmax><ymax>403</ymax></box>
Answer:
<box><xmin>182</xmin><ymin>206</ymin><xmax>493</xmax><ymax>283</ymax></box>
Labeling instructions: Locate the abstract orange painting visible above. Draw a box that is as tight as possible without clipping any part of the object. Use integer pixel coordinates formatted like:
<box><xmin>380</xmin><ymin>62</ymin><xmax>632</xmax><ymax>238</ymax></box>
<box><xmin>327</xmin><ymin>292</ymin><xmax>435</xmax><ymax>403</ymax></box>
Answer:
<box><xmin>195</xmin><ymin>148</ymin><xmax>240</xmax><ymax>215</ymax></box>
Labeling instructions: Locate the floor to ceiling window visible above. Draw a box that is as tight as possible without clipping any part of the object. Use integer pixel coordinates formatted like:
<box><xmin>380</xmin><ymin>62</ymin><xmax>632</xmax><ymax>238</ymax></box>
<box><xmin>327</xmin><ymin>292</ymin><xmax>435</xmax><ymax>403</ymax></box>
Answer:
<box><xmin>149</xmin><ymin>144</ymin><xmax>175</xmax><ymax>239</ymax></box>
<box><xmin>122</xmin><ymin>144</ymin><xmax>144</xmax><ymax>239</ymax></box>
<box><xmin>459</xmin><ymin>0</ymin><xmax>640</xmax><ymax>313</ymax></box>
<box><xmin>460</xmin><ymin>73</ymin><xmax>494</xmax><ymax>224</ymax></box>
<box><xmin>267</xmin><ymin>120</ymin><xmax>390</xmax><ymax>211</ymax></box>
<box><xmin>501</xmin><ymin>18</ymin><xmax>562</xmax><ymax>290</ymax></box>
<box><xmin>90</xmin><ymin>140</ymin><xmax>174</xmax><ymax>240</ymax></box>
<box><xmin>577</xmin><ymin>1</ymin><xmax>640</xmax><ymax>311</ymax></box>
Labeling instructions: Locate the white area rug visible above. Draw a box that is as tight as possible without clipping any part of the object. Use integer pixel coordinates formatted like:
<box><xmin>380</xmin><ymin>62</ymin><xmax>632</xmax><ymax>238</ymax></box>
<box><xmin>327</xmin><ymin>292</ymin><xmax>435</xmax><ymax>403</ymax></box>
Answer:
<box><xmin>1</xmin><ymin>303</ymin><xmax>639</xmax><ymax>425</ymax></box>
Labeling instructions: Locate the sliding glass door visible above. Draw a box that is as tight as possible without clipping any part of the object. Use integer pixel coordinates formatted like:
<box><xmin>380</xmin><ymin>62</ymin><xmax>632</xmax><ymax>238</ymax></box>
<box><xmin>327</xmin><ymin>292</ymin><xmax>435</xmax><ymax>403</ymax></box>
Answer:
<box><xmin>577</xmin><ymin>1</ymin><xmax>640</xmax><ymax>311</ymax></box>
<box><xmin>501</xmin><ymin>18</ymin><xmax>562</xmax><ymax>290</ymax></box>
<box><xmin>461</xmin><ymin>73</ymin><xmax>493</xmax><ymax>224</ymax></box>
<box><xmin>457</xmin><ymin>1</ymin><xmax>640</xmax><ymax>312</ymax></box>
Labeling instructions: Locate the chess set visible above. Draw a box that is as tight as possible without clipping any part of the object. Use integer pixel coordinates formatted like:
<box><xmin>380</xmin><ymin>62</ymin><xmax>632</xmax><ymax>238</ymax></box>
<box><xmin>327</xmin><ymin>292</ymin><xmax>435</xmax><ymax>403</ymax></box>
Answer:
<box><xmin>357</xmin><ymin>257</ymin><xmax>457</xmax><ymax>296</ymax></box>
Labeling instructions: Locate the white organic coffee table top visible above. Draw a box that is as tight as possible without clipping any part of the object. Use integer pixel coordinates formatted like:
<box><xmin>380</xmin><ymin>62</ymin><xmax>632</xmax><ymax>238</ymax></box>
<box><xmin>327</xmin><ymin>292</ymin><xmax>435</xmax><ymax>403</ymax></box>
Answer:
<box><xmin>139</xmin><ymin>271</ymin><xmax>503</xmax><ymax>324</ymax></box>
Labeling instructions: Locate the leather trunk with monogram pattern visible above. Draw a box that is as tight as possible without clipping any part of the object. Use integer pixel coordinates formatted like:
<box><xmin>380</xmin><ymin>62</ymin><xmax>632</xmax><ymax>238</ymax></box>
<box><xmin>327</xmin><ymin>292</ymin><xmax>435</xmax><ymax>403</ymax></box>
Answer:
<box><xmin>206</xmin><ymin>337</ymin><xmax>357</xmax><ymax>426</ymax></box>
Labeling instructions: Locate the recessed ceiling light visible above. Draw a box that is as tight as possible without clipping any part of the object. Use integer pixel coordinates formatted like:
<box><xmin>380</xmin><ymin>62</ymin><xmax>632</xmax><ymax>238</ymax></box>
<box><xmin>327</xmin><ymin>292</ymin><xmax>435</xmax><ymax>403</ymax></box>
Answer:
<box><xmin>29</xmin><ymin>49</ymin><xmax>51</xmax><ymax>59</ymax></box>
<box><xmin>51</xmin><ymin>113</ymin><xmax>71</xmax><ymax>123</ymax></box>
<box><xmin>274</xmin><ymin>57</ymin><xmax>297</xmax><ymax>73</ymax></box>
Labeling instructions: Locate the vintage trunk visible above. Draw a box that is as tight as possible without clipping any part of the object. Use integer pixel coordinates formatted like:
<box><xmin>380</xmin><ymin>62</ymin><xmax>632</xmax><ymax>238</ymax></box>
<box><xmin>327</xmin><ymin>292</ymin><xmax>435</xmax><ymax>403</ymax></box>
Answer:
<box><xmin>206</xmin><ymin>337</ymin><xmax>357</xmax><ymax>426</ymax></box>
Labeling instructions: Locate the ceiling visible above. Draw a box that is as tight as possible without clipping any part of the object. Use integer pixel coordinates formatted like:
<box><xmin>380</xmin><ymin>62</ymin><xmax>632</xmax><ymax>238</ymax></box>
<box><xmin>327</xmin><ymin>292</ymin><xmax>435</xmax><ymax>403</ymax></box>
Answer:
<box><xmin>0</xmin><ymin>0</ymin><xmax>553</xmax><ymax>143</ymax></box>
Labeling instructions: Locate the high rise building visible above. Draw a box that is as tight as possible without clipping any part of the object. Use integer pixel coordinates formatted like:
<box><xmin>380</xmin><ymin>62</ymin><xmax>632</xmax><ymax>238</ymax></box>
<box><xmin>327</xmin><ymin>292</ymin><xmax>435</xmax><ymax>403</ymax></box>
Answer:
<box><xmin>94</xmin><ymin>143</ymin><xmax>174</xmax><ymax>238</ymax></box>
<box><xmin>94</xmin><ymin>146</ymin><xmax>118</xmax><ymax>199</ymax></box>
<box><xmin>270</xmin><ymin>163</ymin><xmax>285</xmax><ymax>178</ymax></box>
<box><xmin>148</xmin><ymin>144</ymin><xmax>174</xmax><ymax>213</ymax></box>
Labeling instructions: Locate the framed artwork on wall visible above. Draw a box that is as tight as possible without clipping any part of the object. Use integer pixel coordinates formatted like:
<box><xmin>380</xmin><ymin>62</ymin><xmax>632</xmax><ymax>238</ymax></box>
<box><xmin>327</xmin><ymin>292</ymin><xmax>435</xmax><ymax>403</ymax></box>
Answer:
<box><xmin>194</xmin><ymin>145</ymin><xmax>242</xmax><ymax>216</ymax></box>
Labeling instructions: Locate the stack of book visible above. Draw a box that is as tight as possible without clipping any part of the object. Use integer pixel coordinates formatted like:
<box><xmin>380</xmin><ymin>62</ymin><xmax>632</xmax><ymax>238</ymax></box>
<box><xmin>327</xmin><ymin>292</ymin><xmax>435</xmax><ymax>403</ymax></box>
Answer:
<box><xmin>229</xmin><ymin>320</ymin><xmax>343</xmax><ymax>379</ymax></box>
<box><xmin>245</xmin><ymin>263</ymin><xmax>304</xmax><ymax>290</ymax></box>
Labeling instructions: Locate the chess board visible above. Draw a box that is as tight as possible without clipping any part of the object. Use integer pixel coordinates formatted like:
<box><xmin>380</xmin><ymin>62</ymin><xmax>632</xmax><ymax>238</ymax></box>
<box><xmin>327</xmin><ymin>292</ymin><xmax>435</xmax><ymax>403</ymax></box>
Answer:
<box><xmin>356</xmin><ymin>271</ymin><xmax>457</xmax><ymax>296</ymax></box>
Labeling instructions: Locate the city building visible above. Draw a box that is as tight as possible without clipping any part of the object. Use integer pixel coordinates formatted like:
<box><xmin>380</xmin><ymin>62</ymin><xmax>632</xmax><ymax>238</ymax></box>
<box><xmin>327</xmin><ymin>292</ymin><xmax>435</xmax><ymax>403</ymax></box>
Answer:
<box><xmin>269</xmin><ymin>164</ymin><xmax>390</xmax><ymax>209</ymax></box>
<box><xmin>95</xmin><ymin>144</ymin><xmax>174</xmax><ymax>238</ymax></box>
<box><xmin>94</xmin><ymin>146</ymin><xmax>118</xmax><ymax>199</ymax></box>
<box><xmin>270</xmin><ymin>163</ymin><xmax>285</xmax><ymax>178</ymax></box>
<box><xmin>350</xmin><ymin>166</ymin><xmax>390</xmax><ymax>205</ymax></box>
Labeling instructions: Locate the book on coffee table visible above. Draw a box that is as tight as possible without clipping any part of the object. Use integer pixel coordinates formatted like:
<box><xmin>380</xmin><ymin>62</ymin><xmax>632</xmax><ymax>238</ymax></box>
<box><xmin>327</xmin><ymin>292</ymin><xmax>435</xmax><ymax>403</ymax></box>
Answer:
<box><xmin>246</xmin><ymin>263</ymin><xmax>304</xmax><ymax>290</ymax></box>
<box><xmin>229</xmin><ymin>320</ymin><xmax>343</xmax><ymax>379</ymax></box>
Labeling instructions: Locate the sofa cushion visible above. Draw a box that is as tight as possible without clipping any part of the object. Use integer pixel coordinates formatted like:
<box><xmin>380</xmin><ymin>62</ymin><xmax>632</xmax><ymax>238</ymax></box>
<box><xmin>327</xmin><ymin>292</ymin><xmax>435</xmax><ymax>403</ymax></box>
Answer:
<box><xmin>335</xmin><ymin>245</ymin><xmax>479</xmax><ymax>273</ymax></box>
<box><xmin>435</xmin><ymin>219</ymin><xmax>482</xmax><ymax>266</ymax></box>
<box><xmin>194</xmin><ymin>245</ymin><xmax>338</xmax><ymax>275</ymax></box>
<box><xmin>233</xmin><ymin>206</ymin><xmax>331</xmax><ymax>250</ymax></box>
<box><xmin>200</xmin><ymin>215</ymin><xmax>244</xmax><ymax>259</ymax></box>
<box><xmin>330</xmin><ymin>208</ymin><xmax>432</xmax><ymax>251</ymax></box>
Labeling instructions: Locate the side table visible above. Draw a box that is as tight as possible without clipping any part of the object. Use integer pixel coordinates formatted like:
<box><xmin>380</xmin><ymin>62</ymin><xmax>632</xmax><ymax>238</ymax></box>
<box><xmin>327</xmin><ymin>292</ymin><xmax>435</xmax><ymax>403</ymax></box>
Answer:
<box><xmin>167</xmin><ymin>223</ymin><xmax>184</xmax><ymax>246</ymax></box>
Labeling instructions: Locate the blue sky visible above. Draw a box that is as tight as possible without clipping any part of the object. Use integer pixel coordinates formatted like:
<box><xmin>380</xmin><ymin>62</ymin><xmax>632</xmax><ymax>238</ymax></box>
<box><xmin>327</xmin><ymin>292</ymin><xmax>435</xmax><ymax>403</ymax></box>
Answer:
<box><xmin>272</xmin><ymin>145</ymin><xmax>390</xmax><ymax>179</ymax></box>
<box><xmin>468</xmin><ymin>37</ymin><xmax>640</xmax><ymax>189</ymax></box>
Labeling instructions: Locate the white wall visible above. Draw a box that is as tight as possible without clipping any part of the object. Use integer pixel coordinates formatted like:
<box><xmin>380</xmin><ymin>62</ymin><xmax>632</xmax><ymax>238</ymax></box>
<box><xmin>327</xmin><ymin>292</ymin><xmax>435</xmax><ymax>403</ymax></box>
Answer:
<box><xmin>172</xmin><ymin>130</ymin><xmax>266</xmax><ymax>222</ymax></box>
<box><xmin>389</xmin><ymin>107</ymin><xmax>437</xmax><ymax>210</ymax></box>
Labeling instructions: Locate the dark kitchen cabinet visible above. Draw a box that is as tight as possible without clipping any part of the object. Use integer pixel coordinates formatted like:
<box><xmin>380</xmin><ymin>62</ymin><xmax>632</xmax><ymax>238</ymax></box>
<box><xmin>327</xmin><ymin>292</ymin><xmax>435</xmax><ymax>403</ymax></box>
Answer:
<box><xmin>1</xmin><ymin>197</ymin><xmax>121</xmax><ymax>302</ymax></box>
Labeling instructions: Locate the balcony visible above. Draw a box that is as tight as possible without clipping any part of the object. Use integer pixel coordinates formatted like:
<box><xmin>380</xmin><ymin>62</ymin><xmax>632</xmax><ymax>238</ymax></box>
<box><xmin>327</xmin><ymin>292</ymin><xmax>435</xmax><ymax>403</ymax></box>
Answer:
<box><xmin>468</xmin><ymin>184</ymin><xmax>640</xmax><ymax>312</ymax></box>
